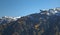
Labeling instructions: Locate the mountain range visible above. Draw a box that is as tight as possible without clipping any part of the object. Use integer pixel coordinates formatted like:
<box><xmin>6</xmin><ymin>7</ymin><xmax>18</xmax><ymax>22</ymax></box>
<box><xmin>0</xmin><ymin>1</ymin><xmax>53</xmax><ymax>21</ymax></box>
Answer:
<box><xmin>0</xmin><ymin>7</ymin><xmax>60</xmax><ymax>35</ymax></box>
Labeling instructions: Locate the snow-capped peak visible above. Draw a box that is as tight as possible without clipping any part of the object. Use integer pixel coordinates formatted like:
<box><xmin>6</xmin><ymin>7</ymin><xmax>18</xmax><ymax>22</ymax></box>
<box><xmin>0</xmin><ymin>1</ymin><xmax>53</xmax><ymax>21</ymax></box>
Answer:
<box><xmin>13</xmin><ymin>16</ymin><xmax>21</xmax><ymax>20</ymax></box>
<box><xmin>1</xmin><ymin>16</ymin><xmax>21</xmax><ymax>20</ymax></box>
<box><xmin>0</xmin><ymin>16</ymin><xmax>21</xmax><ymax>24</ymax></box>
<box><xmin>40</xmin><ymin>7</ymin><xmax>60</xmax><ymax>16</ymax></box>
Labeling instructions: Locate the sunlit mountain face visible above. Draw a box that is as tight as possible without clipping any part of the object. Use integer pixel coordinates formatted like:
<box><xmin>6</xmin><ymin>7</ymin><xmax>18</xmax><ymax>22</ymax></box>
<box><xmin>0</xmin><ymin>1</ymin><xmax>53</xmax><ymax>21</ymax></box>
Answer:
<box><xmin>0</xmin><ymin>7</ymin><xmax>60</xmax><ymax>35</ymax></box>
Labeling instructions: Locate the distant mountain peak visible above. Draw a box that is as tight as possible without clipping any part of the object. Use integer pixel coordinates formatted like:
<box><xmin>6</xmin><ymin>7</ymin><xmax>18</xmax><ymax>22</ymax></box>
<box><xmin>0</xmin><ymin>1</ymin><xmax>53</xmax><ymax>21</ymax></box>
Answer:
<box><xmin>1</xmin><ymin>16</ymin><xmax>21</xmax><ymax>20</ymax></box>
<box><xmin>0</xmin><ymin>16</ymin><xmax>21</xmax><ymax>24</ymax></box>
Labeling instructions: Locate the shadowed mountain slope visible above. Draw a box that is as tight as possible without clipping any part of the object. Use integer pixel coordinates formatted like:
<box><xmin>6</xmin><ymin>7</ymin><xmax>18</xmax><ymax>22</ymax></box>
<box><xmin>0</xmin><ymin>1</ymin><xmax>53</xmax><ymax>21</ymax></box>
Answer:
<box><xmin>0</xmin><ymin>7</ymin><xmax>60</xmax><ymax>35</ymax></box>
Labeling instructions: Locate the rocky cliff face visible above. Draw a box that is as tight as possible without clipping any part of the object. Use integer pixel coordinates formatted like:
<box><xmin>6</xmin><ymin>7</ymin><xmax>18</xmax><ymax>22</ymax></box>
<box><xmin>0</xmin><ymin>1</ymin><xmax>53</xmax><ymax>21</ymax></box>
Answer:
<box><xmin>0</xmin><ymin>8</ymin><xmax>60</xmax><ymax>35</ymax></box>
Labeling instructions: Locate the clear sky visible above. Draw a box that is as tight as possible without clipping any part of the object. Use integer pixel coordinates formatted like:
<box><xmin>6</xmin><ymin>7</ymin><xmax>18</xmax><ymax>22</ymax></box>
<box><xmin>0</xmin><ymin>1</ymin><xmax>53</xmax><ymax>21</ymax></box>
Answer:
<box><xmin>0</xmin><ymin>0</ymin><xmax>60</xmax><ymax>17</ymax></box>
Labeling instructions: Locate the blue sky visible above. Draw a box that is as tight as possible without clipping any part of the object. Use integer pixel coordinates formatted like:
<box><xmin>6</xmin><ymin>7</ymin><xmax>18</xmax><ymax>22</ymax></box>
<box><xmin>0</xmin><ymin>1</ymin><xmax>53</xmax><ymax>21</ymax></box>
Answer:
<box><xmin>0</xmin><ymin>0</ymin><xmax>60</xmax><ymax>17</ymax></box>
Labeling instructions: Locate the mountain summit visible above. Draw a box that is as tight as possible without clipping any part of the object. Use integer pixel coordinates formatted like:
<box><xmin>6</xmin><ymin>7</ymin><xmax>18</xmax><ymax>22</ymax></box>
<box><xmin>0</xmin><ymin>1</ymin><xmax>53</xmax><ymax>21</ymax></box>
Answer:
<box><xmin>0</xmin><ymin>7</ymin><xmax>60</xmax><ymax>35</ymax></box>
